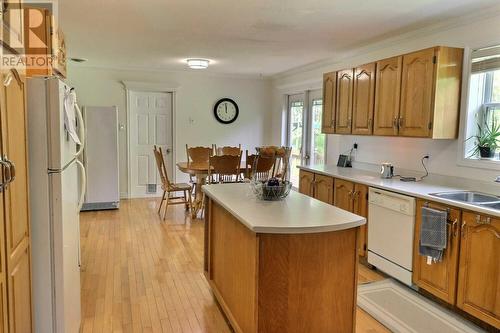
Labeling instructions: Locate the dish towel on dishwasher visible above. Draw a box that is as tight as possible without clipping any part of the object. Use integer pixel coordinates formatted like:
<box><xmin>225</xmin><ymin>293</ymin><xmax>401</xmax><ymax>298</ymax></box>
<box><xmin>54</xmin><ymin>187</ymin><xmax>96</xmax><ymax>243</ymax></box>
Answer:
<box><xmin>419</xmin><ymin>207</ymin><xmax>447</xmax><ymax>263</ymax></box>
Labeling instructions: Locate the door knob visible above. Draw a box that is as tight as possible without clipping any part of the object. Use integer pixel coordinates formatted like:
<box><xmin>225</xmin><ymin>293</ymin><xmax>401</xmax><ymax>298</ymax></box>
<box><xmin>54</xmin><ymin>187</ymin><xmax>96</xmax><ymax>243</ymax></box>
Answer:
<box><xmin>166</xmin><ymin>148</ymin><xmax>171</xmax><ymax>154</ymax></box>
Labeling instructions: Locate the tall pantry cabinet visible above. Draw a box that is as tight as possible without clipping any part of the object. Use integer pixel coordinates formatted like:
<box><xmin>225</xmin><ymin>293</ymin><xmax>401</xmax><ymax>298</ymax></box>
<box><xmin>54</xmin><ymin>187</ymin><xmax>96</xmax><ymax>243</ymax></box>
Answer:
<box><xmin>1</xmin><ymin>1</ymin><xmax>34</xmax><ymax>331</ymax></box>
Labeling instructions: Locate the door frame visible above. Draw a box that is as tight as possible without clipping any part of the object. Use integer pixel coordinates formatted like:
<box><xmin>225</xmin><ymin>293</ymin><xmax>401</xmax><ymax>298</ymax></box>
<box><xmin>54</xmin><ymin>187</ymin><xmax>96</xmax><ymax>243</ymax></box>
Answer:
<box><xmin>285</xmin><ymin>90</ymin><xmax>328</xmax><ymax>165</ymax></box>
<box><xmin>122</xmin><ymin>81</ymin><xmax>178</xmax><ymax>199</ymax></box>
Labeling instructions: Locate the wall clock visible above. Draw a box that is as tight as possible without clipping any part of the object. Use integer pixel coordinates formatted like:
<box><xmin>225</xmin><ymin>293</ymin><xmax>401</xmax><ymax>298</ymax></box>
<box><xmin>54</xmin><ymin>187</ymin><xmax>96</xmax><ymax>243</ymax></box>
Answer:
<box><xmin>214</xmin><ymin>98</ymin><xmax>239</xmax><ymax>124</ymax></box>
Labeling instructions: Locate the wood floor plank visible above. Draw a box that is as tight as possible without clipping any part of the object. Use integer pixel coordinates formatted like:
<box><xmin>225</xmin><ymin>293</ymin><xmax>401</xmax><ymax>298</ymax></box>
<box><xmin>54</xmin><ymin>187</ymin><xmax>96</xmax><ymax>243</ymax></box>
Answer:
<box><xmin>80</xmin><ymin>198</ymin><xmax>389</xmax><ymax>333</ymax></box>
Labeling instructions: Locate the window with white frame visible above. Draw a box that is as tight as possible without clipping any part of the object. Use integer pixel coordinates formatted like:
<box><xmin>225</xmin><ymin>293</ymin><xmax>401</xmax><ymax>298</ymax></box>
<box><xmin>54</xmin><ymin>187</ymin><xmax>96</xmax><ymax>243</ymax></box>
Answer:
<box><xmin>465</xmin><ymin>45</ymin><xmax>500</xmax><ymax>162</ymax></box>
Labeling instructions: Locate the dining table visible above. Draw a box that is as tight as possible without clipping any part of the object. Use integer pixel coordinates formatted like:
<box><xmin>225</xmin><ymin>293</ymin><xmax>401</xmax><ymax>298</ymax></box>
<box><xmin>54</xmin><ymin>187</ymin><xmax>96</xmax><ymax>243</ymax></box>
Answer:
<box><xmin>176</xmin><ymin>161</ymin><xmax>248</xmax><ymax>218</ymax></box>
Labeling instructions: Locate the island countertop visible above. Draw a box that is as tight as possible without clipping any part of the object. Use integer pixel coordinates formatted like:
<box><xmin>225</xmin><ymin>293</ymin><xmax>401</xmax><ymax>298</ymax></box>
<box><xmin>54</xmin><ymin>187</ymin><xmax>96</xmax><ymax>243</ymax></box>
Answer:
<box><xmin>202</xmin><ymin>183</ymin><xmax>365</xmax><ymax>234</ymax></box>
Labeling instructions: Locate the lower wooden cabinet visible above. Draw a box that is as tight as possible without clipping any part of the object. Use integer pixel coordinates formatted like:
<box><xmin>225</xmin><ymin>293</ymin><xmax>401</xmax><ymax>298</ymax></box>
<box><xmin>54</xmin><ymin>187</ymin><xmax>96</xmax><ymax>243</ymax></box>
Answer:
<box><xmin>457</xmin><ymin>212</ymin><xmax>500</xmax><ymax>328</ymax></box>
<box><xmin>352</xmin><ymin>184</ymin><xmax>368</xmax><ymax>257</ymax></box>
<box><xmin>299</xmin><ymin>172</ymin><xmax>369</xmax><ymax>258</ymax></box>
<box><xmin>413</xmin><ymin>200</ymin><xmax>461</xmax><ymax>304</ymax></box>
<box><xmin>0</xmin><ymin>67</ymin><xmax>33</xmax><ymax>332</ymax></box>
<box><xmin>334</xmin><ymin>179</ymin><xmax>368</xmax><ymax>257</ymax></box>
<box><xmin>298</xmin><ymin>170</ymin><xmax>314</xmax><ymax>197</ymax></box>
<box><xmin>298</xmin><ymin>170</ymin><xmax>333</xmax><ymax>204</ymax></box>
<box><xmin>314</xmin><ymin>174</ymin><xmax>334</xmax><ymax>204</ymax></box>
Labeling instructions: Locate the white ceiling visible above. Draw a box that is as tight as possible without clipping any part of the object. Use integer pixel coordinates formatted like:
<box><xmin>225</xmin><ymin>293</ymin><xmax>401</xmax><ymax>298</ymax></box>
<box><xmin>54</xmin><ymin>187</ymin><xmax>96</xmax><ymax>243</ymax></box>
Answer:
<box><xmin>60</xmin><ymin>0</ymin><xmax>499</xmax><ymax>76</ymax></box>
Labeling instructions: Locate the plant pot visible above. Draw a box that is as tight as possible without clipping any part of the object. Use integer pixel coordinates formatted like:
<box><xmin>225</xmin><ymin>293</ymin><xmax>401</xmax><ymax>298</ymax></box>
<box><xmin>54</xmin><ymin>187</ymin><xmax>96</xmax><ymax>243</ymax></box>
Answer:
<box><xmin>478</xmin><ymin>146</ymin><xmax>495</xmax><ymax>158</ymax></box>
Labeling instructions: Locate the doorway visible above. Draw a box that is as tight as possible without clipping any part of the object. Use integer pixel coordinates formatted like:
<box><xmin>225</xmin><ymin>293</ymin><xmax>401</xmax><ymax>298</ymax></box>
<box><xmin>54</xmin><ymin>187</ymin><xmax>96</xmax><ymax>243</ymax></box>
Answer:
<box><xmin>128</xmin><ymin>91</ymin><xmax>173</xmax><ymax>198</ymax></box>
<box><xmin>286</xmin><ymin>90</ymin><xmax>326</xmax><ymax>187</ymax></box>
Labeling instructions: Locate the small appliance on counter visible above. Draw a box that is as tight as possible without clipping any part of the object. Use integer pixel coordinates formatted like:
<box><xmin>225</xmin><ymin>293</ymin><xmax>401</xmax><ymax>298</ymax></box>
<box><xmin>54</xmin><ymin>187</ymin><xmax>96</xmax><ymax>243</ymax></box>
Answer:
<box><xmin>380</xmin><ymin>162</ymin><xmax>394</xmax><ymax>179</ymax></box>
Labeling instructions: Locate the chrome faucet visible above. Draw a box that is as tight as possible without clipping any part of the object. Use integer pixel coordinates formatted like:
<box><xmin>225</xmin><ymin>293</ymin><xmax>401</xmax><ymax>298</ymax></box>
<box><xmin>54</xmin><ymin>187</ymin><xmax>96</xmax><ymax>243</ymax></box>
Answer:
<box><xmin>496</xmin><ymin>176</ymin><xmax>500</xmax><ymax>183</ymax></box>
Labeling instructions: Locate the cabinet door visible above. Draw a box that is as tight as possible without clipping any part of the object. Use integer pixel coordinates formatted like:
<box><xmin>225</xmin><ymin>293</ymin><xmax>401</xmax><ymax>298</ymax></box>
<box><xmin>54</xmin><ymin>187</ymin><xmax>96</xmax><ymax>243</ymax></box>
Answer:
<box><xmin>1</xmin><ymin>69</ymin><xmax>32</xmax><ymax>333</ymax></box>
<box><xmin>314</xmin><ymin>175</ymin><xmax>333</xmax><ymax>205</ymax></box>
<box><xmin>352</xmin><ymin>63</ymin><xmax>375</xmax><ymax>135</ymax></box>
<box><xmin>1</xmin><ymin>0</ymin><xmax>24</xmax><ymax>50</ymax></box>
<box><xmin>322</xmin><ymin>72</ymin><xmax>336</xmax><ymax>134</ymax></box>
<box><xmin>353</xmin><ymin>184</ymin><xmax>368</xmax><ymax>257</ymax></box>
<box><xmin>457</xmin><ymin>212</ymin><xmax>500</xmax><ymax>328</ymax></box>
<box><xmin>333</xmin><ymin>179</ymin><xmax>354</xmax><ymax>212</ymax></box>
<box><xmin>373</xmin><ymin>56</ymin><xmax>402</xmax><ymax>136</ymax></box>
<box><xmin>298</xmin><ymin>170</ymin><xmax>315</xmax><ymax>197</ymax></box>
<box><xmin>412</xmin><ymin>200</ymin><xmax>460</xmax><ymax>304</ymax></box>
<box><xmin>399</xmin><ymin>48</ymin><xmax>435</xmax><ymax>137</ymax></box>
<box><xmin>23</xmin><ymin>7</ymin><xmax>52</xmax><ymax>77</ymax></box>
<box><xmin>335</xmin><ymin>69</ymin><xmax>354</xmax><ymax>134</ymax></box>
<box><xmin>0</xmin><ymin>69</ymin><xmax>9</xmax><ymax>333</ymax></box>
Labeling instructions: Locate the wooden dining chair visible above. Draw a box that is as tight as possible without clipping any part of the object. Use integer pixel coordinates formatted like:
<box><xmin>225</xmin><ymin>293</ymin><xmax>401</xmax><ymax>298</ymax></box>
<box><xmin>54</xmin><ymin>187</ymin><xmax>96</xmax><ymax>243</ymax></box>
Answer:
<box><xmin>186</xmin><ymin>145</ymin><xmax>213</xmax><ymax>191</ymax></box>
<box><xmin>213</xmin><ymin>144</ymin><xmax>242</xmax><ymax>156</ymax></box>
<box><xmin>154</xmin><ymin>146</ymin><xmax>192</xmax><ymax>220</ymax></box>
<box><xmin>245</xmin><ymin>150</ymin><xmax>276</xmax><ymax>181</ymax></box>
<box><xmin>208</xmin><ymin>154</ymin><xmax>243</xmax><ymax>184</ymax></box>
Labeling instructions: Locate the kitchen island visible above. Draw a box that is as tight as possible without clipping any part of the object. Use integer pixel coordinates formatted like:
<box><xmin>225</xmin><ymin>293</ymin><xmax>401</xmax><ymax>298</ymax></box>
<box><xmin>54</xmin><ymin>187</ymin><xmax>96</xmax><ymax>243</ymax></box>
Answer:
<box><xmin>202</xmin><ymin>183</ymin><xmax>365</xmax><ymax>333</ymax></box>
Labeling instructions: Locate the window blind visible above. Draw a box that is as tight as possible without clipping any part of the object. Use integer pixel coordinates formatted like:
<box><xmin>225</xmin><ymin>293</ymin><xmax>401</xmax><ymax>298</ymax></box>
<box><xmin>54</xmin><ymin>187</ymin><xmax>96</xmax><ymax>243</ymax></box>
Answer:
<box><xmin>471</xmin><ymin>45</ymin><xmax>500</xmax><ymax>73</ymax></box>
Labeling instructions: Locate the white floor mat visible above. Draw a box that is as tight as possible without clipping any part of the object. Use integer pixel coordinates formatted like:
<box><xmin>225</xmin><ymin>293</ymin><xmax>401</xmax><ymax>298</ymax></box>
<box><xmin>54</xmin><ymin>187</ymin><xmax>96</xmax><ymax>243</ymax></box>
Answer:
<box><xmin>357</xmin><ymin>279</ymin><xmax>486</xmax><ymax>333</ymax></box>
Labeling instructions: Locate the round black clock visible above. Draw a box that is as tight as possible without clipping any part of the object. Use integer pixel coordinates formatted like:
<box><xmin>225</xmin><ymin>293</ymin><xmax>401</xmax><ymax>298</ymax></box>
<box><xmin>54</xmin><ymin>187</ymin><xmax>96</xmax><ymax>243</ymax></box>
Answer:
<box><xmin>213</xmin><ymin>98</ymin><xmax>239</xmax><ymax>124</ymax></box>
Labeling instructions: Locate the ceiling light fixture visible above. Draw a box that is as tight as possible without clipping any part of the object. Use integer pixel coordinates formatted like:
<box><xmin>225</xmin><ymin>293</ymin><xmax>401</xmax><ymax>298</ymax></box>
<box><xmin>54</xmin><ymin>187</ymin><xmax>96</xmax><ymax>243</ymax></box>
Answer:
<box><xmin>186</xmin><ymin>58</ymin><xmax>209</xmax><ymax>69</ymax></box>
<box><xmin>69</xmin><ymin>57</ymin><xmax>88</xmax><ymax>63</ymax></box>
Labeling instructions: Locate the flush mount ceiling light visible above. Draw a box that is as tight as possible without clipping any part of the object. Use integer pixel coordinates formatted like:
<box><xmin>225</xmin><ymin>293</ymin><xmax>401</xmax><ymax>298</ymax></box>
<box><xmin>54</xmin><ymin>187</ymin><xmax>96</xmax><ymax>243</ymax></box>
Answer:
<box><xmin>69</xmin><ymin>57</ymin><xmax>88</xmax><ymax>63</ymax></box>
<box><xmin>186</xmin><ymin>58</ymin><xmax>209</xmax><ymax>69</ymax></box>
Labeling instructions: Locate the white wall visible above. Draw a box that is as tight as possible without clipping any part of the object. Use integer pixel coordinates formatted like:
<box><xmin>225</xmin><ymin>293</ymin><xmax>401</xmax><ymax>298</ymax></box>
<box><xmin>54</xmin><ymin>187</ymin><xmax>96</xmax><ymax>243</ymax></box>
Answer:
<box><xmin>67</xmin><ymin>66</ymin><xmax>273</xmax><ymax>196</ymax></box>
<box><xmin>271</xmin><ymin>10</ymin><xmax>500</xmax><ymax>183</ymax></box>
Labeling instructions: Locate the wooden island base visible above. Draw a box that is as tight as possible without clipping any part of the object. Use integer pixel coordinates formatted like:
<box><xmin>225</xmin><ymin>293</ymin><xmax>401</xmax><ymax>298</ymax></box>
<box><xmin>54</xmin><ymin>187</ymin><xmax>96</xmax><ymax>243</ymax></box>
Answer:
<box><xmin>204</xmin><ymin>199</ymin><xmax>359</xmax><ymax>333</ymax></box>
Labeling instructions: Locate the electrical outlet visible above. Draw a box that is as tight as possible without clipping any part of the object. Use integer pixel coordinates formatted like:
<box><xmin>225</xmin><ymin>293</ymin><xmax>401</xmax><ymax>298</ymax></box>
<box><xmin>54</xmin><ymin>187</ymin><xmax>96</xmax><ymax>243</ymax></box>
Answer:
<box><xmin>353</xmin><ymin>143</ymin><xmax>358</xmax><ymax>150</ymax></box>
<box><xmin>423</xmin><ymin>153</ymin><xmax>430</xmax><ymax>160</ymax></box>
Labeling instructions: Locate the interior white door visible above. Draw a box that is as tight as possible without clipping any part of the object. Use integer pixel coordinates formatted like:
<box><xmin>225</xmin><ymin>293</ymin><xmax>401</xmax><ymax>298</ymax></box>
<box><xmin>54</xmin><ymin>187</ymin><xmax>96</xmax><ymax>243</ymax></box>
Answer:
<box><xmin>129</xmin><ymin>91</ymin><xmax>173</xmax><ymax>198</ymax></box>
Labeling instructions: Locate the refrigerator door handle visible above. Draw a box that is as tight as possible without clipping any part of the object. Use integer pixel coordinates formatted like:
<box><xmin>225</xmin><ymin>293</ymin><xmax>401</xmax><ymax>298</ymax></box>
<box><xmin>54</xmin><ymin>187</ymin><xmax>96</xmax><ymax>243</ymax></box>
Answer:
<box><xmin>74</xmin><ymin>103</ymin><xmax>86</xmax><ymax>158</ymax></box>
<box><xmin>76</xmin><ymin>159</ymin><xmax>86</xmax><ymax>211</ymax></box>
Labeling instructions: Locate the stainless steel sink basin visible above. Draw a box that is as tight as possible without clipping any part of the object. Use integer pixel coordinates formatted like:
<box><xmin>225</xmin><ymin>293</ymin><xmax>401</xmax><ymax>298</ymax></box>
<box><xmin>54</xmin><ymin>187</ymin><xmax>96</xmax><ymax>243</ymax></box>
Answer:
<box><xmin>479</xmin><ymin>202</ymin><xmax>500</xmax><ymax>210</ymax></box>
<box><xmin>430</xmin><ymin>191</ymin><xmax>500</xmax><ymax>204</ymax></box>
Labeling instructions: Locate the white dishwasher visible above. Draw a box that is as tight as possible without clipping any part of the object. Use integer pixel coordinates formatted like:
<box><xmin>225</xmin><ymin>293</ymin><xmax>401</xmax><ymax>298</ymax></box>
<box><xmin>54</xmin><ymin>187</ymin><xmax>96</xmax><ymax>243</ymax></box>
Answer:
<box><xmin>368</xmin><ymin>187</ymin><xmax>416</xmax><ymax>286</ymax></box>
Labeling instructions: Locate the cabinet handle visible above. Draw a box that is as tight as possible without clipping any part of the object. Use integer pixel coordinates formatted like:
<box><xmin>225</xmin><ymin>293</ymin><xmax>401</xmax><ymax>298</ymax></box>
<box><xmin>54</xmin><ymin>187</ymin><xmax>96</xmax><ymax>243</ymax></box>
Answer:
<box><xmin>452</xmin><ymin>219</ymin><xmax>458</xmax><ymax>237</ymax></box>
<box><xmin>393</xmin><ymin>117</ymin><xmax>398</xmax><ymax>129</ymax></box>
<box><xmin>3</xmin><ymin>156</ymin><xmax>15</xmax><ymax>183</ymax></box>
<box><xmin>398</xmin><ymin>117</ymin><xmax>404</xmax><ymax>129</ymax></box>
<box><xmin>3</xmin><ymin>73</ymin><xmax>13</xmax><ymax>87</ymax></box>
<box><xmin>368</xmin><ymin>118</ymin><xmax>373</xmax><ymax>129</ymax></box>
<box><xmin>0</xmin><ymin>159</ymin><xmax>9</xmax><ymax>192</ymax></box>
<box><xmin>461</xmin><ymin>220</ymin><xmax>467</xmax><ymax>239</ymax></box>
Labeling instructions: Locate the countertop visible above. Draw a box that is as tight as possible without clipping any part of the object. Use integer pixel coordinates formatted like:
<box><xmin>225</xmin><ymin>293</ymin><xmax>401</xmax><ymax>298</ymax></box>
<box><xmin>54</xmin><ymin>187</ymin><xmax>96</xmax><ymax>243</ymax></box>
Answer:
<box><xmin>202</xmin><ymin>183</ymin><xmax>365</xmax><ymax>234</ymax></box>
<box><xmin>298</xmin><ymin>164</ymin><xmax>500</xmax><ymax>217</ymax></box>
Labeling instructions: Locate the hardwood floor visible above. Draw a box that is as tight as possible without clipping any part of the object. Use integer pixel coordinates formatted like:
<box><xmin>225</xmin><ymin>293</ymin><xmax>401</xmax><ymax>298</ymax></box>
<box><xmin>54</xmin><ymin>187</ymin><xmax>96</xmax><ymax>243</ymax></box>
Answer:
<box><xmin>80</xmin><ymin>198</ymin><xmax>390</xmax><ymax>333</ymax></box>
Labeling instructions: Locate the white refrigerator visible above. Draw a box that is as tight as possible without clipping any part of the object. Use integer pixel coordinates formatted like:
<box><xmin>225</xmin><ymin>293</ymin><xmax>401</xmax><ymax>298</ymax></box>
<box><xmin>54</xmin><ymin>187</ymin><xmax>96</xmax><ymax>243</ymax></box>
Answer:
<box><xmin>27</xmin><ymin>77</ymin><xmax>86</xmax><ymax>333</ymax></box>
<box><xmin>81</xmin><ymin>106</ymin><xmax>120</xmax><ymax>211</ymax></box>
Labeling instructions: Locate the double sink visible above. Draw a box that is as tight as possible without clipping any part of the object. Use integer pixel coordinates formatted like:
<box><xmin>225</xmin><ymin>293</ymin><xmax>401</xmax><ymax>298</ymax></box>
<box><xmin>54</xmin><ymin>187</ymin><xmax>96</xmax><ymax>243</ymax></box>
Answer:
<box><xmin>431</xmin><ymin>191</ymin><xmax>500</xmax><ymax>211</ymax></box>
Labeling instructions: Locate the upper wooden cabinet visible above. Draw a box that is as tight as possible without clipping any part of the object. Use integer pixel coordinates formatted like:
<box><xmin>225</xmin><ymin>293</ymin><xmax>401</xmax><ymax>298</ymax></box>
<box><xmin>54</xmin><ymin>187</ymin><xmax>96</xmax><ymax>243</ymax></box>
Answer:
<box><xmin>399</xmin><ymin>48</ymin><xmax>436</xmax><ymax>137</ymax></box>
<box><xmin>322</xmin><ymin>46</ymin><xmax>463</xmax><ymax>139</ymax></box>
<box><xmin>373</xmin><ymin>56</ymin><xmax>402</xmax><ymax>136</ymax></box>
<box><xmin>399</xmin><ymin>47</ymin><xmax>463</xmax><ymax>138</ymax></box>
<box><xmin>23</xmin><ymin>7</ymin><xmax>67</xmax><ymax>78</ymax></box>
<box><xmin>413</xmin><ymin>200</ymin><xmax>461</xmax><ymax>304</ymax></box>
<box><xmin>457</xmin><ymin>212</ymin><xmax>500</xmax><ymax>328</ymax></box>
<box><xmin>335</xmin><ymin>69</ymin><xmax>354</xmax><ymax>134</ymax></box>
<box><xmin>352</xmin><ymin>63</ymin><xmax>376</xmax><ymax>135</ymax></box>
<box><xmin>1</xmin><ymin>0</ymin><xmax>24</xmax><ymax>50</ymax></box>
<box><xmin>322</xmin><ymin>72</ymin><xmax>336</xmax><ymax>134</ymax></box>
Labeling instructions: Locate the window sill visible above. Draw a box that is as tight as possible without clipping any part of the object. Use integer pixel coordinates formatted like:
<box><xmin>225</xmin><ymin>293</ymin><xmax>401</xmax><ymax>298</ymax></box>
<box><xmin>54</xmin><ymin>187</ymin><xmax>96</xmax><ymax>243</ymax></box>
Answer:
<box><xmin>457</xmin><ymin>156</ymin><xmax>500</xmax><ymax>171</ymax></box>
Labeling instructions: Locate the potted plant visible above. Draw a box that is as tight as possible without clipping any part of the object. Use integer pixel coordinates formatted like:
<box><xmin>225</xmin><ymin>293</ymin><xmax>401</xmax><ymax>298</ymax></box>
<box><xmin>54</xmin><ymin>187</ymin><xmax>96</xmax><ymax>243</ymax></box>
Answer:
<box><xmin>466</xmin><ymin>118</ymin><xmax>500</xmax><ymax>158</ymax></box>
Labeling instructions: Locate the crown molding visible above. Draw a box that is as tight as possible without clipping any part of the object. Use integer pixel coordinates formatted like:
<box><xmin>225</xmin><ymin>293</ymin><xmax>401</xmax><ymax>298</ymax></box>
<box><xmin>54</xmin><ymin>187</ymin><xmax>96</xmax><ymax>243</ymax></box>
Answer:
<box><xmin>272</xmin><ymin>4</ymin><xmax>500</xmax><ymax>80</ymax></box>
<box><xmin>68</xmin><ymin>63</ymin><xmax>271</xmax><ymax>81</ymax></box>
